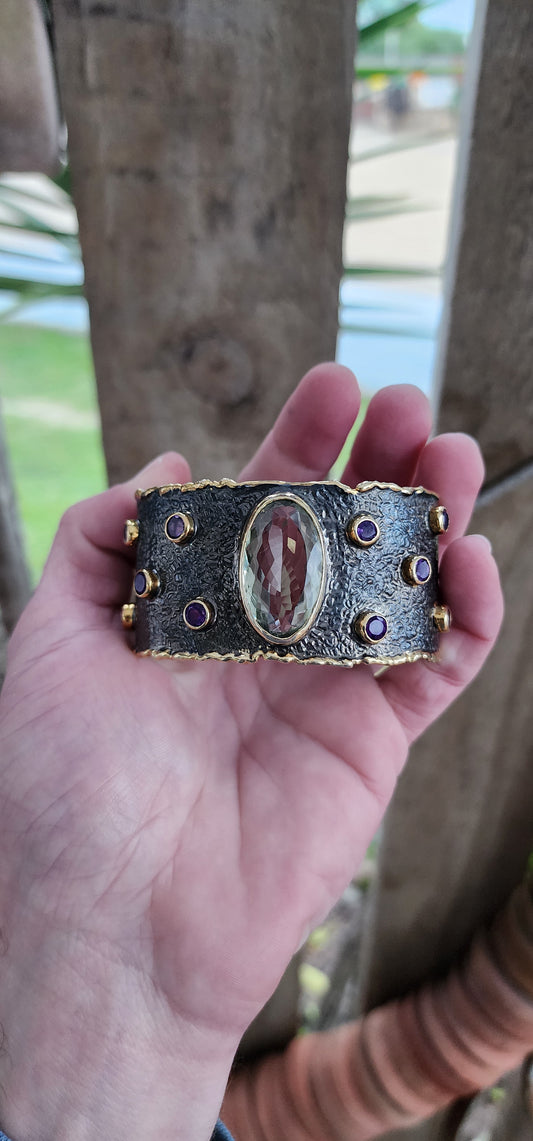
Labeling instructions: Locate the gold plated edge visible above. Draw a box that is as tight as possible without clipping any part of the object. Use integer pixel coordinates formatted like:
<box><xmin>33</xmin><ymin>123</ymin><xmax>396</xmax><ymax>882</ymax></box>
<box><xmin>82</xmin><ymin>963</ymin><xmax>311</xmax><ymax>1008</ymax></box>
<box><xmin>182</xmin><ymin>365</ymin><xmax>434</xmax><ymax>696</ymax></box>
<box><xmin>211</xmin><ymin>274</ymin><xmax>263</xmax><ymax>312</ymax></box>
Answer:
<box><xmin>353</xmin><ymin>480</ymin><xmax>438</xmax><ymax>498</ymax></box>
<box><xmin>134</xmin><ymin>647</ymin><xmax>437</xmax><ymax>667</ymax></box>
<box><xmin>237</xmin><ymin>490</ymin><xmax>328</xmax><ymax>647</ymax></box>
<box><xmin>135</xmin><ymin>478</ymin><xmax>439</xmax><ymax>499</ymax></box>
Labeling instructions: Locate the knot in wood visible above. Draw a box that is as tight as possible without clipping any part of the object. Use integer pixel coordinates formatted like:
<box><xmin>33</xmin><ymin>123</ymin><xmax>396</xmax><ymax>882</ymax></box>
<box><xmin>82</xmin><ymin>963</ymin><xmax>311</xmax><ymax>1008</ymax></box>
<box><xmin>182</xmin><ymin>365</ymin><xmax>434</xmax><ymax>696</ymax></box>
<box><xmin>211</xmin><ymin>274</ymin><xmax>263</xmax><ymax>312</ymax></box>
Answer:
<box><xmin>181</xmin><ymin>332</ymin><xmax>254</xmax><ymax>408</ymax></box>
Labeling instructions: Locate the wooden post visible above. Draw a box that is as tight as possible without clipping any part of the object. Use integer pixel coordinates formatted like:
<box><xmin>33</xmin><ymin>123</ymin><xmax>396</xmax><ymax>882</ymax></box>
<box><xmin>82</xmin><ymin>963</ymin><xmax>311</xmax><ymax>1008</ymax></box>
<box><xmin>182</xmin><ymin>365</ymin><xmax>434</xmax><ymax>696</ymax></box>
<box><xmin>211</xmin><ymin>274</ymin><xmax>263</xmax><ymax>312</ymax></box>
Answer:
<box><xmin>0</xmin><ymin>0</ymin><xmax>60</xmax><ymax>173</ymax></box>
<box><xmin>0</xmin><ymin>615</ymin><xmax>8</xmax><ymax>691</ymax></box>
<box><xmin>0</xmin><ymin>0</ymin><xmax>58</xmax><ymax>629</ymax></box>
<box><xmin>0</xmin><ymin>412</ymin><xmax>31</xmax><ymax>635</ymax></box>
<box><xmin>490</xmin><ymin>1060</ymin><xmax>533</xmax><ymax>1141</ymax></box>
<box><xmin>51</xmin><ymin>0</ymin><xmax>357</xmax><ymax>1057</ymax></box>
<box><xmin>362</xmin><ymin>1104</ymin><xmax>471</xmax><ymax>1141</ymax></box>
<box><xmin>52</xmin><ymin>0</ymin><xmax>357</xmax><ymax>483</ymax></box>
<box><xmin>357</xmin><ymin>2</ymin><xmax>533</xmax><ymax>1136</ymax></box>
<box><xmin>434</xmin><ymin>1</ymin><xmax>533</xmax><ymax>487</ymax></box>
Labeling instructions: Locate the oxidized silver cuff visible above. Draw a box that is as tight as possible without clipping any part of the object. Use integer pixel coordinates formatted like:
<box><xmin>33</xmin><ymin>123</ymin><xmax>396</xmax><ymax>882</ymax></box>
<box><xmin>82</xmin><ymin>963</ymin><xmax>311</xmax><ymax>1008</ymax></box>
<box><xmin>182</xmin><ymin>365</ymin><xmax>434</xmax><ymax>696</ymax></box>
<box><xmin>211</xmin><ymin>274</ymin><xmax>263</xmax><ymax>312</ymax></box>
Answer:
<box><xmin>121</xmin><ymin>479</ymin><xmax>451</xmax><ymax>668</ymax></box>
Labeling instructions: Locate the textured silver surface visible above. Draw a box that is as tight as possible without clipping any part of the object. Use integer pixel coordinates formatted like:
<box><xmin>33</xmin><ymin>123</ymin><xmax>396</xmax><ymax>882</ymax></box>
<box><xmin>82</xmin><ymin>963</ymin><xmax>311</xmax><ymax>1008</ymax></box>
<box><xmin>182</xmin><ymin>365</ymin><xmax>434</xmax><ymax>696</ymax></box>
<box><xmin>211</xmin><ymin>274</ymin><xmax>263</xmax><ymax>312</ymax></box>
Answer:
<box><xmin>132</xmin><ymin>482</ymin><xmax>441</xmax><ymax>666</ymax></box>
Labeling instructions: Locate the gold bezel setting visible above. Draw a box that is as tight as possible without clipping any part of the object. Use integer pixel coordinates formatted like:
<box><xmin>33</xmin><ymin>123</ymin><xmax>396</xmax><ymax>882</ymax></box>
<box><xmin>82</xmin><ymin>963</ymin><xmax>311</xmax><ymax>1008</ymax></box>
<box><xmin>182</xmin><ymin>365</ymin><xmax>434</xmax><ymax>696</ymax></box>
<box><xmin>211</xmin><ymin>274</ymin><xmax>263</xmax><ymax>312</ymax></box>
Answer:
<box><xmin>402</xmin><ymin>554</ymin><xmax>432</xmax><ymax>587</ymax></box>
<box><xmin>165</xmin><ymin>511</ymin><xmax>195</xmax><ymax>544</ymax></box>
<box><xmin>134</xmin><ymin>568</ymin><xmax>160</xmax><ymax>599</ymax></box>
<box><xmin>432</xmin><ymin>603</ymin><xmax>452</xmax><ymax>632</ymax></box>
<box><xmin>183</xmin><ymin>598</ymin><xmax>215</xmax><ymax>631</ymax></box>
<box><xmin>346</xmin><ymin>514</ymin><xmax>380</xmax><ymax>548</ymax></box>
<box><xmin>121</xmin><ymin>603</ymin><xmax>136</xmax><ymax>629</ymax></box>
<box><xmin>123</xmin><ymin>519</ymin><xmax>139</xmax><ymax>546</ymax></box>
<box><xmin>353</xmin><ymin>611</ymin><xmax>388</xmax><ymax>645</ymax></box>
<box><xmin>429</xmin><ymin>505</ymin><xmax>450</xmax><ymax>534</ymax></box>
<box><xmin>238</xmin><ymin>491</ymin><xmax>327</xmax><ymax>646</ymax></box>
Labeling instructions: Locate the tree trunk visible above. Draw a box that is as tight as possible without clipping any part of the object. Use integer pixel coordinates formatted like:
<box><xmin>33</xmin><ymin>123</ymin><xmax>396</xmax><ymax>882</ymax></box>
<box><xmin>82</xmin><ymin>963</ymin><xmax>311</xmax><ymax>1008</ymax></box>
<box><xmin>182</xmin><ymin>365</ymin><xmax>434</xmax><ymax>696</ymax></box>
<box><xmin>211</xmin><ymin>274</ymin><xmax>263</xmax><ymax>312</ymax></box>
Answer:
<box><xmin>52</xmin><ymin>0</ymin><xmax>356</xmax><ymax>484</ymax></box>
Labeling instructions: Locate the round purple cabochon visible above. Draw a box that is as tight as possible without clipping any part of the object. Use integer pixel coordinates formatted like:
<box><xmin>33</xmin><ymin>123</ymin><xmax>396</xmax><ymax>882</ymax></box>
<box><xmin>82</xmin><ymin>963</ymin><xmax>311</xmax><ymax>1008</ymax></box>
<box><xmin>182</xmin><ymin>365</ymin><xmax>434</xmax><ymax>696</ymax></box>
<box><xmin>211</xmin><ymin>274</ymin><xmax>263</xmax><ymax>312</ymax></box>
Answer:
<box><xmin>185</xmin><ymin>601</ymin><xmax>208</xmax><ymax>628</ymax></box>
<box><xmin>415</xmin><ymin>557</ymin><xmax>431</xmax><ymax>583</ymax></box>
<box><xmin>367</xmin><ymin>615</ymin><xmax>387</xmax><ymax>641</ymax></box>
<box><xmin>356</xmin><ymin>518</ymin><xmax>378</xmax><ymax>543</ymax></box>
<box><xmin>167</xmin><ymin>514</ymin><xmax>185</xmax><ymax>539</ymax></box>
<box><xmin>134</xmin><ymin>570</ymin><xmax>147</xmax><ymax>595</ymax></box>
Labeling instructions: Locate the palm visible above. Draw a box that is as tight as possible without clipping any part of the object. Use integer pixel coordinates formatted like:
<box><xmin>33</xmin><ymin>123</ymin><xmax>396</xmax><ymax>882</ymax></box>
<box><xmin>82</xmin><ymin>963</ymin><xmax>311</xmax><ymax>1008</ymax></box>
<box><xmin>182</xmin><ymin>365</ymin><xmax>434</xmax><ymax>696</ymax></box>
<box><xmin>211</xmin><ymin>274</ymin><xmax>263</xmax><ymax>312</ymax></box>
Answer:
<box><xmin>0</xmin><ymin>366</ymin><xmax>502</xmax><ymax>1044</ymax></box>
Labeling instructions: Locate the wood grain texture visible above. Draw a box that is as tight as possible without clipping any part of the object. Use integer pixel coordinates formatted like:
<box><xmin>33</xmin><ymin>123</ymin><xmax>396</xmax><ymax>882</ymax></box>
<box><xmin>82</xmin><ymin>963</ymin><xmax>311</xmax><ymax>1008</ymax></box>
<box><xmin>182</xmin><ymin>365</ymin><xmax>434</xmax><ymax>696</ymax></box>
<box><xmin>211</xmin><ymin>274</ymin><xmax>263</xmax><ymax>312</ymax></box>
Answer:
<box><xmin>0</xmin><ymin>614</ymin><xmax>7</xmax><ymax>692</ymax></box>
<box><xmin>237</xmin><ymin>955</ymin><xmax>300</xmax><ymax>1059</ymax></box>
<box><xmin>356</xmin><ymin>475</ymin><xmax>533</xmax><ymax>1137</ymax></box>
<box><xmin>355</xmin><ymin>8</ymin><xmax>533</xmax><ymax>1134</ymax></box>
<box><xmin>0</xmin><ymin>0</ymin><xmax>60</xmax><ymax>173</ymax></box>
<box><xmin>369</xmin><ymin>1103</ymin><xmax>471</xmax><ymax>1141</ymax></box>
<box><xmin>360</xmin><ymin>474</ymin><xmax>533</xmax><ymax>1007</ymax></box>
<box><xmin>52</xmin><ymin>0</ymin><xmax>356</xmax><ymax>483</ymax></box>
<box><xmin>0</xmin><ymin>412</ymin><xmax>31</xmax><ymax>634</ymax></box>
<box><xmin>490</xmin><ymin>1061</ymin><xmax>533</xmax><ymax>1141</ymax></box>
<box><xmin>435</xmin><ymin>0</ymin><xmax>533</xmax><ymax>483</ymax></box>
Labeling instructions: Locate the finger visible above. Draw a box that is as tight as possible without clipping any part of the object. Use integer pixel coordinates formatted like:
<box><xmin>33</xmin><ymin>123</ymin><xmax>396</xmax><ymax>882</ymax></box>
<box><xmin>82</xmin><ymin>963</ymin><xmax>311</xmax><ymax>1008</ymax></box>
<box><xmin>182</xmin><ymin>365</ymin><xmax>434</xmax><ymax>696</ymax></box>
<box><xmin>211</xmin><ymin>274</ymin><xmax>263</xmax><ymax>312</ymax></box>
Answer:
<box><xmin>379</xmin><ymin>534</ymin><xmax>503</xmax><ymax>744</ymax></box>
<box><xmin>341</xmin><ymin>384</ymin><xmax>432</xmax><ymax>488</ymax></box>
<box><xmin>414</xmin><ymin>432</ymin><xmax>485</xmax><ymax>550</ymax></box>
<box><xmin>239</xmin><ymin>363</ymin><xmax>361</xmax><ymax>482</ymax></box>
<box><xmin>39</xmin><ymin>451</ymin><xmax>191</xmax><ymax>612</ymax></box>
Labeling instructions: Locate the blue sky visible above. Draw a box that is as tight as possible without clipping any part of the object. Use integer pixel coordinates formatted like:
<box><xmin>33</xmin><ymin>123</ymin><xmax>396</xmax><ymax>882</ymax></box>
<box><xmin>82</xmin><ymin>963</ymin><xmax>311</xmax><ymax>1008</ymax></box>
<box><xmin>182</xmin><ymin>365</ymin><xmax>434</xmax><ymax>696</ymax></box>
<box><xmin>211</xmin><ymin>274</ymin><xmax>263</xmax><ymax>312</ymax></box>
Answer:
<box><xmin>419</xmin><ymin>0</ymin><xmax>477</xmax><ymax>36</ymax></box>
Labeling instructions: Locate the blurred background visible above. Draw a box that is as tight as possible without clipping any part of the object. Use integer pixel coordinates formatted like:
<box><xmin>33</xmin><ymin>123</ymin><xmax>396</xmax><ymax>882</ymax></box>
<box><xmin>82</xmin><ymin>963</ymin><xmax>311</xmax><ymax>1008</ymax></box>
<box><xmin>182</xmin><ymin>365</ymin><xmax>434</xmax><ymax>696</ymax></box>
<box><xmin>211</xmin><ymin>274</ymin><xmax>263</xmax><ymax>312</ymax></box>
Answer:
<box><xmin>0</xmin><ymin>0</ymin><xmax>475</xmax><ymax>582</ymax></box>
<box><xmin>4</xmin><ymin>4</ymin><xmax>533</xmax><ymax>1137</ymax></box>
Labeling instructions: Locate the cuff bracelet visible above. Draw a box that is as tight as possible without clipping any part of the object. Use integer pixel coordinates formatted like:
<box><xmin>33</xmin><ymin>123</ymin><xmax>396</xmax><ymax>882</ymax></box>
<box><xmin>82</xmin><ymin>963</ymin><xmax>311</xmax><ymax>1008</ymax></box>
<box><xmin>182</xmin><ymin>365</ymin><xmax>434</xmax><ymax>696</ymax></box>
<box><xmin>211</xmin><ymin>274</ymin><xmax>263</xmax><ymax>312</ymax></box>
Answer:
<box><xmin>122</xmin><ymin>479</ymin><xmax>451</xmax><ymax>668</ymax></box>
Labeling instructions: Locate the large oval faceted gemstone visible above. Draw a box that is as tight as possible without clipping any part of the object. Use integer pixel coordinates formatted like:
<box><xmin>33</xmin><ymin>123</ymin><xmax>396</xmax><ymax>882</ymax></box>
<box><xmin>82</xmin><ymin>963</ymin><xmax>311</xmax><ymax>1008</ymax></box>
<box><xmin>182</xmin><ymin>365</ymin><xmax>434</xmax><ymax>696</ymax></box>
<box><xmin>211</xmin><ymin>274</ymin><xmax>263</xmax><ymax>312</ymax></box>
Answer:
<box><xmin>240</xmin><ymin>495</ymin><xmax>325</xmax><ymax>643</ymax></box>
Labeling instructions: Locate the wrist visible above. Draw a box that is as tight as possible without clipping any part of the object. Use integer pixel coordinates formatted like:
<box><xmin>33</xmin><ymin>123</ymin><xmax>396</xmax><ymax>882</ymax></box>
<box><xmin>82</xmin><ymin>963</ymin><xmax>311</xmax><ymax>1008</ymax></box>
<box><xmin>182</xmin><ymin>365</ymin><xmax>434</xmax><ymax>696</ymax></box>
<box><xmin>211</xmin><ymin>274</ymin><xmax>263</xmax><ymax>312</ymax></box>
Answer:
<box><xmin>0</xmin><ymin>927</ymin><xmax>237</xmax><ymax>1141</ymax></box>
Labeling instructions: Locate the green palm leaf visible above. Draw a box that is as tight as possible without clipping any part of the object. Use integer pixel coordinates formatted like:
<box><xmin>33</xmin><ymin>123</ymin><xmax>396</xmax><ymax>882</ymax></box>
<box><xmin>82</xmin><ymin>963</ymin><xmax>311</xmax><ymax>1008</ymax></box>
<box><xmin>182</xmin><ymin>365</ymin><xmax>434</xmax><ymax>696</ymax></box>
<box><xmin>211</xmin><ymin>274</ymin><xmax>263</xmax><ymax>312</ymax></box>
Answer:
<box><xmin>358</xmin><ymin>1</ymin><xmax>436</xmax><ymax>43</ymax></box>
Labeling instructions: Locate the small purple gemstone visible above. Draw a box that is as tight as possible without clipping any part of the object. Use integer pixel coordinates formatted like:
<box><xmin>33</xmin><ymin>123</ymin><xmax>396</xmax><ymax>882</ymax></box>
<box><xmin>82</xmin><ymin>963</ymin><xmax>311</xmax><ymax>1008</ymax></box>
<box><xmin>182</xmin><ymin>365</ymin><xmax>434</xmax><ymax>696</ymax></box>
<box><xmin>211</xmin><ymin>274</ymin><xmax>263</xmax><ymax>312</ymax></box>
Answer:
<box><xmin>185</xmin><ymin>600</ymin><xmax>209</xmax><ymax>629</ymax></box>
<box><xmin>167</xmin><ymin>513</ymin><xmax>185</xmax><ymax>540</ymax></box>
<box><xmin>441</xmin><ymin>508</ymin><xmax>449</xmax><ymax>531</ymax></box>
<box><xmin>134</xmin><ymin>570</ymin><xmax>147</xmax><ymax>596</ymax></box>
<box><xmin>367</xmin><ymin>614</ymin><xmax>387</xmax><ymax>642</ymax></box>
<box><xmin>356</xmin><ymin>518</ymin><xmax>378</xmax><ymax>544</ymax></box>
<box><xmin>415</xmin><ymin>557</ymin><xmax>431</xmax><ymax>583</ymax></box>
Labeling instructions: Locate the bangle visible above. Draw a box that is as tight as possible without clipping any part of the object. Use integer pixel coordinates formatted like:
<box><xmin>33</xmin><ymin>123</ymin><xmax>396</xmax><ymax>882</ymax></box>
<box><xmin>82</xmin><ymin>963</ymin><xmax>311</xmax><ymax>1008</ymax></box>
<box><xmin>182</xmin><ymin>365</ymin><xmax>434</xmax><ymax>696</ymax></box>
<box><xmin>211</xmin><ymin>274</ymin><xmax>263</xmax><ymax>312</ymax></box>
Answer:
<box><xmin>122</xmin><ymin>479</ymin><xmax>450</xmax><ymax>668</ymax></box>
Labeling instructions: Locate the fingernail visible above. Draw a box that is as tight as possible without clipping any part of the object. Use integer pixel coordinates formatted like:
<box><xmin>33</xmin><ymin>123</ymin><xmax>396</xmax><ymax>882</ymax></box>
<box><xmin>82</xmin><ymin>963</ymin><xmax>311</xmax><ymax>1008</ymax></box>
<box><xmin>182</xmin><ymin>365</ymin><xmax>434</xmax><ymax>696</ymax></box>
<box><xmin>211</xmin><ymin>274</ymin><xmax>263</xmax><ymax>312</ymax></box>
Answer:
<box><xmin>471</xmin><ymin>533</ymin><xmax>492</xmax><ymax>554</ymax></box>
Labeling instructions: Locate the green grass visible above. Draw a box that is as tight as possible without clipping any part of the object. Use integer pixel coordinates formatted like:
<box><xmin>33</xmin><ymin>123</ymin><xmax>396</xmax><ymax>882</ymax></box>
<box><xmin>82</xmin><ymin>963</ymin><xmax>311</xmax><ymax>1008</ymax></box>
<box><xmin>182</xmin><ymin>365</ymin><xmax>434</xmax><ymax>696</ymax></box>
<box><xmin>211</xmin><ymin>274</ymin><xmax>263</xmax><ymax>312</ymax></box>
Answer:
<box><xmin>329</xmin><ymin>396</ymin><xmax>369</xmax><ymax>480</ymax></box>
<box><xmin>0</xmin><ymin>325</ymin><xmax>97</xmax><ymax>410</ymax></box>
<box><xmin>1</xmin><ymin>324</ymin><xmax>368</xmax><ymax>585</ymax></box>
<box><xmin>1</xmin><ymin>325</ymin><xmax>106</xmax><ymax>582</ymax></box>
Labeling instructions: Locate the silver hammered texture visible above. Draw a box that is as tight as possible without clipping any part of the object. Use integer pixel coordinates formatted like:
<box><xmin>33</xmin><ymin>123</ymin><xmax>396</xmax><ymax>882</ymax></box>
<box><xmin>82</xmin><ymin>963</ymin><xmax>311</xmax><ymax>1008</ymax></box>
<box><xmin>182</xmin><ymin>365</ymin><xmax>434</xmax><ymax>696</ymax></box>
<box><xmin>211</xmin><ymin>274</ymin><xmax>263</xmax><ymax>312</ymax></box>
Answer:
<box><xmin>133</xmin><ymin>482</ymin><xmax>441</xmax><ymax>666</ymax></box>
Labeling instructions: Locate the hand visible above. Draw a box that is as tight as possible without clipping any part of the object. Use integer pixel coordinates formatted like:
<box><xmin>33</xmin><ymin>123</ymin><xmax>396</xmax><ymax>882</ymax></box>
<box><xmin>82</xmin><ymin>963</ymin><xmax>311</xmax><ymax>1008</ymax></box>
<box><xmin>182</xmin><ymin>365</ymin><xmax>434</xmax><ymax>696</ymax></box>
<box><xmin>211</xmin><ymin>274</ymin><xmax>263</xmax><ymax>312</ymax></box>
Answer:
<box><xmin>0</xmin><ymin>365</ymin><xmax>502</xmax><ymax>1141</ymax></box>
